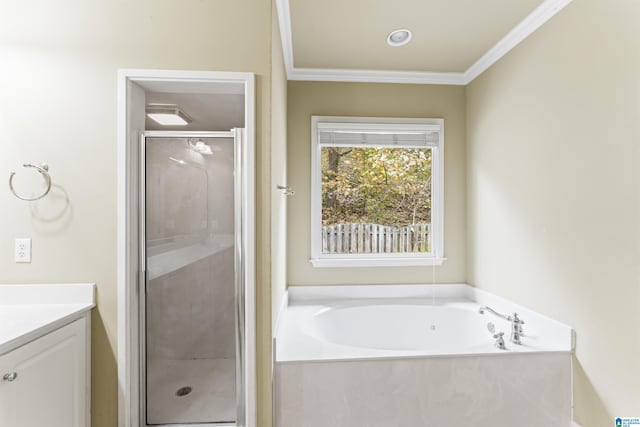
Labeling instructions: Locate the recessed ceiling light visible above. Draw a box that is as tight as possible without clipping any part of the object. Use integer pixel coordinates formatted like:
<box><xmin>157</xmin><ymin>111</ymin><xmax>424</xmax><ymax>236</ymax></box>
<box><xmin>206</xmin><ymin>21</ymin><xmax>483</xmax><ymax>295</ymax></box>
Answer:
<box><xmin>387</xmin><ymin>29</ymin><xmax>412</xmax><ymax>47</ymax></box>
<box><xmin>146</xmin><ymin>104</ymin><xmax>192</xmax><ymax>126</ymax></box>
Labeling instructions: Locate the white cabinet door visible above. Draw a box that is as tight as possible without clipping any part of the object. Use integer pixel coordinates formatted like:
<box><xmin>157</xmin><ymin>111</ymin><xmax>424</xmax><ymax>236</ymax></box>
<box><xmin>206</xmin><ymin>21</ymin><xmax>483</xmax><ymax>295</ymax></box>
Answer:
<box><xmin>0</xmin><ymin>318</ymin><xmax>87</xmax><ymax>427</ymax></box>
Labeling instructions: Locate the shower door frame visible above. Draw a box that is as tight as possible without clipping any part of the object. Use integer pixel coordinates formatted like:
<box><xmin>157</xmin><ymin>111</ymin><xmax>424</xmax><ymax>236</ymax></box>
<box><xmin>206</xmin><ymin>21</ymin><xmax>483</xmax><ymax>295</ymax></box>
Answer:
<box><xmin>117</xmin><ymin>69</ymin><xmax>256</xmax><ymax>427</ymax></box>
<box><xmin>140</xmin><ymin>130</ymin><xmax>244</xmax><ymax>427</ymax></box>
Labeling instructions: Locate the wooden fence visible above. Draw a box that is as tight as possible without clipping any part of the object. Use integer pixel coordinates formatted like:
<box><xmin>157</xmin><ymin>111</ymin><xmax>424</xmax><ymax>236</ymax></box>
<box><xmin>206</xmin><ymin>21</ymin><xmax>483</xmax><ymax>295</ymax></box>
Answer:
<box><xmin>322</xmin><ymin>223</ymin><xmax>430</xmax><ymax>254</ymax></box>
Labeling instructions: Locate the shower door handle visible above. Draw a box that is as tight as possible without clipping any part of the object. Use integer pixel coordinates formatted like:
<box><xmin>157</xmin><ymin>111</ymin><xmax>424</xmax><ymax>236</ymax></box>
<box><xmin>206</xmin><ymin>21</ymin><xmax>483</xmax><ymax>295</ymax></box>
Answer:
<box><xmin>138</xmin><ymin>269</ymin><xmax>147</xmax><ymax>295</ymax></box>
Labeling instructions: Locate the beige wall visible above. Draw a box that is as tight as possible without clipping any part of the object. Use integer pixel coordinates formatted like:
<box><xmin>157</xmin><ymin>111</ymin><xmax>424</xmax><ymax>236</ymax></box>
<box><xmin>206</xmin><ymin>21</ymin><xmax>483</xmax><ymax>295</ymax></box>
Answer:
<box><xmin>264</xmin><ymin>2</ymin><xmax>289</xmax><ymax>425</ymax></box>
<box><xmin>466</xmin><ymin>0</ymin><xmax>640</xmax><ymax>425</ymax></box>
<box><xmin>271</xmin><ymin>0</ymin><xmax>288</xmax><ymax>333</ymax></box>
<box><xmin>0</xmin><ymin>1</ymin><xmax>275</xmax><ymax>426</ymax></box>
<box><xmin>287</xmin><ymin>81</ymin><xmax>466</xmax><ymax>286</ymax></box>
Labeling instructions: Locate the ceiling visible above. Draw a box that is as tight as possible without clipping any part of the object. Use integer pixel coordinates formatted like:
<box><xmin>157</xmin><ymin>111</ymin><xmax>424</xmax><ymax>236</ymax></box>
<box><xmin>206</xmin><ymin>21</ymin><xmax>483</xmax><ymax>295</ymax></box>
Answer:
<box><xmin>278</xmin><ymin>0</ymin><xmax>573</xmax><ymax>84</ymax></box>
<box><xmin>145</xmin><ymin>92</ymin><xmax>244</xmax><ymax>131</ymax></box>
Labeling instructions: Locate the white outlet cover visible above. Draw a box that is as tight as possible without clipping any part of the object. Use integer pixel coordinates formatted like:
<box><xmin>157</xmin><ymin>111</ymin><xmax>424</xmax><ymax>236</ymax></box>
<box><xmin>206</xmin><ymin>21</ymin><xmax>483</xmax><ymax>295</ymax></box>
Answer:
<box><xmin>15</xmin><ymin>238</ymin><xmax>31</xmax><ymax>263</ymax></box>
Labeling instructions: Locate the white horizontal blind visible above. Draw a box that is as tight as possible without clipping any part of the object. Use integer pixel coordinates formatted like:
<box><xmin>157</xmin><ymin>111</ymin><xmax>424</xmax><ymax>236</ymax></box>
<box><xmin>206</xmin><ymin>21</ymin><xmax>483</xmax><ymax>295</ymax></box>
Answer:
<box><xmin>318</xmin><ymin>122</ymin><xmax>441</xmax><ymax>148</ymax></box>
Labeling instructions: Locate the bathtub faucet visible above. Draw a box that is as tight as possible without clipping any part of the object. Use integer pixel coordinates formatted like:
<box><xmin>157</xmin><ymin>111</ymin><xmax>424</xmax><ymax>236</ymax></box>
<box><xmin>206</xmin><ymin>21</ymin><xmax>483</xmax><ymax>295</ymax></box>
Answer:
<box><xmin>479</xmin><ymin>306</ymin><xmax>525</xmax><ymax>345</ymax></box>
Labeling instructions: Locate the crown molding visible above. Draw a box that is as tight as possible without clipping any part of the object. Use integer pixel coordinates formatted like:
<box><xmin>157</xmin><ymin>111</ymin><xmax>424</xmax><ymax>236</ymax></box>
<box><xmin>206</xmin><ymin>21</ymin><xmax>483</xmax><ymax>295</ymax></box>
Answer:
<box><xmin>463</xmin><ymin>0</ymin><xmax>574</xmax><ymax>83</ymax></box>
<box><xmin>276</xmin><ymin>0</ymin><xmax>574</xmax><ymax>86</ymax></box>
<box><xmin>289</xmin><ymin>67</ymin><xmax>466</xmax><ymax>85</ymax></box>
<box><xmin>275</xmin><ymin>0</ymin><xmax>295</xmax><ymax>74</ymax></box>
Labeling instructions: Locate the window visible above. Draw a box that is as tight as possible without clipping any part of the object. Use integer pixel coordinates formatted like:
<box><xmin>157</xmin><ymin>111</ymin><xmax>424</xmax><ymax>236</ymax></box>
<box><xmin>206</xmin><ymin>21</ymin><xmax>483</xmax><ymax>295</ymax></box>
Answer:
<box><xmin>310</xmin><ymin>116</ymin><xmax>445</xmax><ymax>267</ymax></box>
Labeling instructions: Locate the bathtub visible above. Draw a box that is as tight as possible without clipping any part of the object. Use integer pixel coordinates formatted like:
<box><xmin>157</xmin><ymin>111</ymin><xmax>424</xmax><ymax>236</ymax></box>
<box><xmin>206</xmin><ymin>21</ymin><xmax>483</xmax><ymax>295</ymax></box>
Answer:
<box><xmin>307</xmin><ymin>302</ymin><xmax>493</xmax><ymax>352</ymax></box>
<box><xmin>274</xmin><ymin>284</ymin><xmax>574</xmax><ymax>427</ymax></box>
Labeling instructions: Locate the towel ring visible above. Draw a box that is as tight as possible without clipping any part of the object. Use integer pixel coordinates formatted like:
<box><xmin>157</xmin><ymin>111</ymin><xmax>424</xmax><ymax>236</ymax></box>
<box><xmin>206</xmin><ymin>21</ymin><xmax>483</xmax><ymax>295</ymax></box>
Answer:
<box><xmin>9</xmin><ymin>163</ymin><xmax>52</xmax><ymax>201</ymax></box>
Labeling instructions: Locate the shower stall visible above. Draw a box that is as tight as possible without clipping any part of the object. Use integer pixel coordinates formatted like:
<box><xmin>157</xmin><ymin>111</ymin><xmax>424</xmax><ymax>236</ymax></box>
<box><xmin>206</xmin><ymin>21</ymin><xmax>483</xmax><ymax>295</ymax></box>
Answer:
<box><xmin>141</xmin><ymin>130</ymin><xmax>245</xmax><ymax>426</ymax></box>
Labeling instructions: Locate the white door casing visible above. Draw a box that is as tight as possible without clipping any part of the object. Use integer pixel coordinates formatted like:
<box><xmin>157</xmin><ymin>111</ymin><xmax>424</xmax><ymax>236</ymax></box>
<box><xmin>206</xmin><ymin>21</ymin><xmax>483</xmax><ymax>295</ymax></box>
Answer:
<box><xmin>117</xmin><ymin>69</ymin><xmax>256</xmax><ymax>427</ymax></box>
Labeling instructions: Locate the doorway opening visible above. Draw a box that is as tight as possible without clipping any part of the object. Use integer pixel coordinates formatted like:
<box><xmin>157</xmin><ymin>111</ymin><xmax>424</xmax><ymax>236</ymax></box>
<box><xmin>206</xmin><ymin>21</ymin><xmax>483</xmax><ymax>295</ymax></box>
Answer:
<box><xmin>117</xmin><ymin>70</ymin><xmax>256</xmax><ymax>427</ymax></box>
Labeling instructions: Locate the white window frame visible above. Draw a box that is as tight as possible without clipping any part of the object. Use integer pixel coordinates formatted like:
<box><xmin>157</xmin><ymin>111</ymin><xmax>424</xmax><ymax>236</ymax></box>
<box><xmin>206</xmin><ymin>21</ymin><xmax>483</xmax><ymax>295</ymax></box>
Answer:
<box><xmin>310</xmin><ymin>116</ymin><xmax>445</xmax><ymax>268</ymax></box>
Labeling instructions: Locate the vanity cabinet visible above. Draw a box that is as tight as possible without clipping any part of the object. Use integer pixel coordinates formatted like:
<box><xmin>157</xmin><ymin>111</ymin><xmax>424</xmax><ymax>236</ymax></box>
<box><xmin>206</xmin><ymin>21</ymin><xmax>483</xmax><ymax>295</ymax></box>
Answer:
<box><xmin>0</xmin><ymin>317</ymin><xmax>89</xmax><ymax>427</ymax></box>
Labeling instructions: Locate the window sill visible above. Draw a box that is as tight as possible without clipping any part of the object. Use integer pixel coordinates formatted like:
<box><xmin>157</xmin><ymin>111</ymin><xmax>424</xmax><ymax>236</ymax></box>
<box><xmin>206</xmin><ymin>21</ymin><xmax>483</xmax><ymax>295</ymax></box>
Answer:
<box><xmin>309</xmin><ymin>257</ymin><xmax>446</xmax><ymax>268</ymax></box>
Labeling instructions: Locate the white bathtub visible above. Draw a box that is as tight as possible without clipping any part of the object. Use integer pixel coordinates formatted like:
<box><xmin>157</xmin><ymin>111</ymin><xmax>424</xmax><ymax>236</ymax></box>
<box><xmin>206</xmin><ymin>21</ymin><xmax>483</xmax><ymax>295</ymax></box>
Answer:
<box><xmin>276</xmin><ymin>284</ymin><xmax>573</xmax><ymax>361</ymax></box>
<box><xmin>274</xmin><ymin>284</ymin><xmax>575</xmax><ymax>427</ymax></box>
<box><xmin>305</xmin><ymin>303</ymin><xmax>491</xmax><ymax>352</ymax></box>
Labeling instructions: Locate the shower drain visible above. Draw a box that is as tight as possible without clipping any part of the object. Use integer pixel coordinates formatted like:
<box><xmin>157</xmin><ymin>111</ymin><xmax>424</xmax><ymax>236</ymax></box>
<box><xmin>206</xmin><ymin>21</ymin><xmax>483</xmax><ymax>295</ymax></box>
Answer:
<box><xmin>176</xmin><ymin>386</ymin><xmax>192</xmax><ymax>397</ymax></box>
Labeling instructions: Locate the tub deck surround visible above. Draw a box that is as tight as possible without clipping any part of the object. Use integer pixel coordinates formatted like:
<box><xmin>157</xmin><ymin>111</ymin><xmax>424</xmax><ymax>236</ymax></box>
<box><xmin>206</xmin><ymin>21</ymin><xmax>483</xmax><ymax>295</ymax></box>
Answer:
<box><xmin>276</xmin><ymin>353</ymin><xmax>572</xmax><ymax>427</ymax></box>
<box><xmin>0</xmin><ymin>283</ymin><xmax>96</xmax><ymax>355</ymax></box>
<box><xmin>276</xmin><ymin>284</ymin><xmax>574</xmax><ymax>362</ymax></box>
<box><xmin>274</xmin><ymin>284</ymin><xmax>574</xmax><ymax>427</ymax></box>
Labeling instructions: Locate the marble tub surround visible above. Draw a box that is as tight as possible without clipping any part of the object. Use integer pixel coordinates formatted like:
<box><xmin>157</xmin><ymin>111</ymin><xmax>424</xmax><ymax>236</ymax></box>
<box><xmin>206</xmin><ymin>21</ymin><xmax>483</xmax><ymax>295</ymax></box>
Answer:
<box><xmin>276</xmin><ymin>284</ymin><xmax>574</xmax><ymax>362</ymax></box>
<box><xmin>0</xmin><ymin>283</ymin><xmax>95</xmax><ymax>355</ymax></box>
<box><xmin>275</xmin><ymin>352</ymin><xmax>571</xmax><ymax>427</ymax></box>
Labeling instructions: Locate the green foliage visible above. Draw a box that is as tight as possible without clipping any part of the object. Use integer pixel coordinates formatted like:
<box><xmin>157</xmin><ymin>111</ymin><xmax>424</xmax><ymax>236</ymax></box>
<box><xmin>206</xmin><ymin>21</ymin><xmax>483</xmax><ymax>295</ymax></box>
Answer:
<box><xmin>322</xmin><ymin>147</ymin><xmax>432</xmax><ymax>226</ymax></box>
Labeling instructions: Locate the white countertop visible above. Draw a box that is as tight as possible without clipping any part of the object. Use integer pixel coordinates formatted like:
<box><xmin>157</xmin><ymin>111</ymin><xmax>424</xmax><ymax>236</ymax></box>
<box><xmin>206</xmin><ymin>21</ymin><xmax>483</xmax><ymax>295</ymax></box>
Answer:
<box><xmin>0</xmin><ymin>283</ymin><xmax>95</xmax><ymax>355</ymax></box>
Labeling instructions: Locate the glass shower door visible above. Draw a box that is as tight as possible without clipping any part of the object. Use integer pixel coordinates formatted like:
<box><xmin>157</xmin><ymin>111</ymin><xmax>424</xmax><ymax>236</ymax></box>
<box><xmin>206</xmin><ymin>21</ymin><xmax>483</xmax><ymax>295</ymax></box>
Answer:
<box><xmin>143</xmin><ymin>134</ymin><xmax>236</xmax><ymax>425</ymax></box>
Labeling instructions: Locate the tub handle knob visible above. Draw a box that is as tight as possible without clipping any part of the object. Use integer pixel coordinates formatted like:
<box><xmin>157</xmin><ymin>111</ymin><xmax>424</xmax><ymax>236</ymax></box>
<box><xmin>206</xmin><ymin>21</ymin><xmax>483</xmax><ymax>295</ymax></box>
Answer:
<box><xmin>510</xmin><ymin>313</ymin><xmax>525</xmax><ymax>344</ymax></box>
<box><xmin>511</xmin><ymin>313</ymin><xmax>525</xmax><ymax>332</ymax></box>
<box><xmin>493</xmin><ymin>332</ymin><xmax>507</xmax><ymax>350</ymax></box>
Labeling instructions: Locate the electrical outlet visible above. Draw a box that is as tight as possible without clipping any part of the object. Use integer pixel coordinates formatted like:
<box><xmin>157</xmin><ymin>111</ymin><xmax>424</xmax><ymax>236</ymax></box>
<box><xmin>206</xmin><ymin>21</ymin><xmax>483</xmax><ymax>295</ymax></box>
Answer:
<box><xmin>15</xmin><ymin>238</ymin><xmax>31</xmax><ymax>263</ymax></box>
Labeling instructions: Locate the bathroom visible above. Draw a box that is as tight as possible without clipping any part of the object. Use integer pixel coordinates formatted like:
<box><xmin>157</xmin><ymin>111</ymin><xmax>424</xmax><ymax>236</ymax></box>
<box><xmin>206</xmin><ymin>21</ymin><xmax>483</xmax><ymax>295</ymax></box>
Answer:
<box><xmin>0</xmin><ymin>0</ymin><xmax>638</xmax><ymax>427</ymax></box>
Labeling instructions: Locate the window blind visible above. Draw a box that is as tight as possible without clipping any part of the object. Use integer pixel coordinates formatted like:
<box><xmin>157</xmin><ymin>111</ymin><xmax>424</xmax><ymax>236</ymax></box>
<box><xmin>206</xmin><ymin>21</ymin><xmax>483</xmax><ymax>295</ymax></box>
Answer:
<box><xmin>317</xmin><ymin>122</ymin><xmax>441</xmax><ymax>148</ymax></box>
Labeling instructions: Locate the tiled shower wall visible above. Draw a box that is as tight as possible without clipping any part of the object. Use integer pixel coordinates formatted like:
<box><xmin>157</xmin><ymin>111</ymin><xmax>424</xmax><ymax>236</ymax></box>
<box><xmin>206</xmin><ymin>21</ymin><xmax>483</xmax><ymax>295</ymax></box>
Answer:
<box><xmin>145</xmin><ymin>137</ymin><xmax>236</xmax><ymax>360</ymax></box>
<box><xmin>147</xmin><ymin>247</ymin><xmax>235</xmax><ymax>360</ymax></box>
<box><xmin>146</xmin><ymin>137</ymin><xmax>235</xmax><ymax>241</ymax></box>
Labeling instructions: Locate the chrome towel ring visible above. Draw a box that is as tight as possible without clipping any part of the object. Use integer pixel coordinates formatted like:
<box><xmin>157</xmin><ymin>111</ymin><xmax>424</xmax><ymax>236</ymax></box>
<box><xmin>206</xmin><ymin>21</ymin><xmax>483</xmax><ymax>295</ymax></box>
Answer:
<box><xmin>9</xmin><ymin>163</ymin><xmax>52</xmax><ymax>201</ymax></box>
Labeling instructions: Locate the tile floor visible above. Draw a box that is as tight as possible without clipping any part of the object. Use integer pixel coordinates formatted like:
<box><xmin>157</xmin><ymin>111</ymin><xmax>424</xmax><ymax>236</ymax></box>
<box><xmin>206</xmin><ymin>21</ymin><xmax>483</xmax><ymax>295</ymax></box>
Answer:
<box><xmin>147</xmin><ymin>358</ymin><xmax>236</xmax><ymax>425</ymax></box>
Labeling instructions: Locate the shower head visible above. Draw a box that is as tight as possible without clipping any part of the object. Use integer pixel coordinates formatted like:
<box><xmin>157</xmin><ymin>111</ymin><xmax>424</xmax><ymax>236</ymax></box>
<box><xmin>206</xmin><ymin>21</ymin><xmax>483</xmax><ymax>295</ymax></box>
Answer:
<box><xmin>188</xmin><ymin>139</ymin><xmax>213</xmax><ymax>155</ymax></box>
